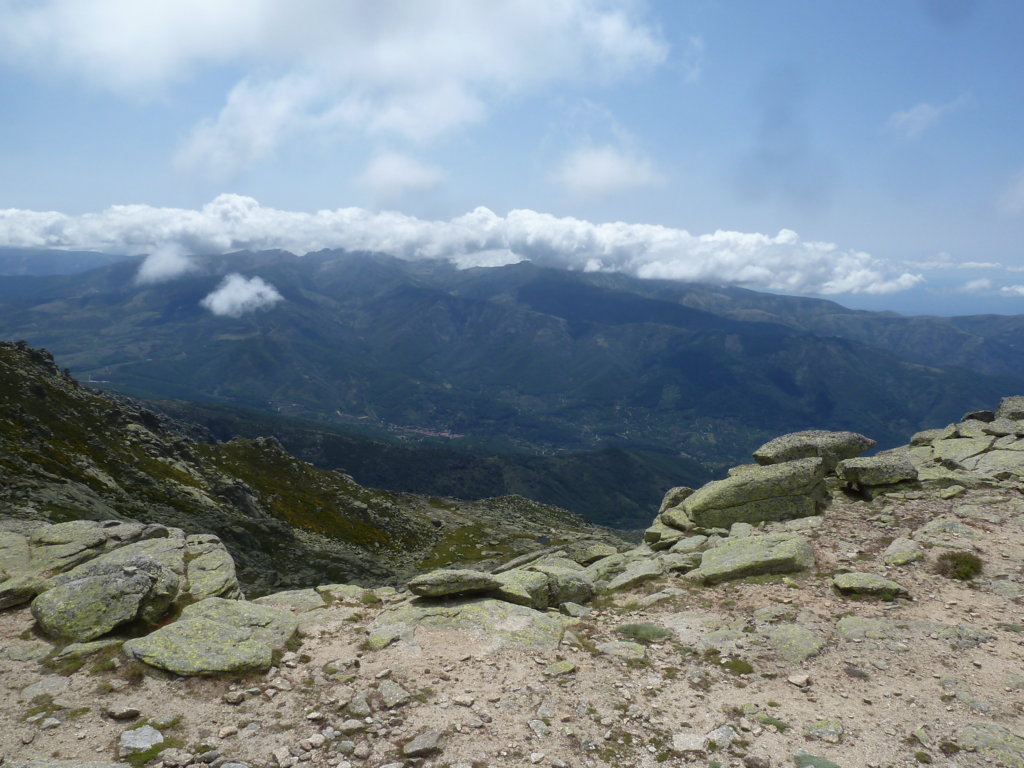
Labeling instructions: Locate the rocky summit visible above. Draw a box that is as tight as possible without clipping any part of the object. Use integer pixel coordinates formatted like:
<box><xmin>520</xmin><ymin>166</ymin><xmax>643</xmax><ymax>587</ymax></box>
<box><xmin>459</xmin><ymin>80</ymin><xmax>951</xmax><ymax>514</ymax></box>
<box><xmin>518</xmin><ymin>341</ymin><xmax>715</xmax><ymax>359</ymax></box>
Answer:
<box><xmin>1</xmin><ymin>349</ymin><xmax>1024</xmax><ymax>767</ymax></box>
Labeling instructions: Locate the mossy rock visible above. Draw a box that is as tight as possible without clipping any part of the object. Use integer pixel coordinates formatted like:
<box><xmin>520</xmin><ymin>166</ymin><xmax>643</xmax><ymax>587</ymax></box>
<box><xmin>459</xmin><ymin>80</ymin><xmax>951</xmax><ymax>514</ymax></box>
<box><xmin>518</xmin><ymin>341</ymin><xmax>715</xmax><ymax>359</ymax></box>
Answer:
<box><xmin>696</xmin><ymin>533</ymin><xmax>814</xmax><ymax>585</ymax></box>
<box><xmin>832</xmin><ymin>572</ymin><xmax>908</xmax><ymax>600</ymax></box>
<box><xmin>122</xmin><ymin>597</ymin><xmax>298</xmax><ymax>675</ymax></box>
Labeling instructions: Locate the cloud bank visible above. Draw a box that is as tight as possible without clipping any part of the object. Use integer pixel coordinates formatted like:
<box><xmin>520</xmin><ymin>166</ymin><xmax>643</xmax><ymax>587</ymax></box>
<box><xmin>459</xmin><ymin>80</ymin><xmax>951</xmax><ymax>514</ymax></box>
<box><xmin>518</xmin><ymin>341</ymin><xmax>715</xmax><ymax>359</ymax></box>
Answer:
<box><xmin>0</xmin><ymin>194</ymin><xmax>923</xmax><ymax>296</ymax></box>
<box><xmin>0</xmin><ymin>1</ymin><xmax>668</xmax><ymax>177</ymax></box>
<box><xmin>200</xmin><ymin>273</ymin><xmax>283</xmax><ymax>317</ymax></box>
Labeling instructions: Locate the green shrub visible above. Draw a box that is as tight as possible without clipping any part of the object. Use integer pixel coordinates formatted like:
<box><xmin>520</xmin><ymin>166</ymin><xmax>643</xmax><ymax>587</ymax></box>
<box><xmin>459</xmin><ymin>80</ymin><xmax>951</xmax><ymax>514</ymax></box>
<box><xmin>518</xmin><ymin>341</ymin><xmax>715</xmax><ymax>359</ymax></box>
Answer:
<box><xmin>933</xmin><ymin>551</ymin><xmax>982</xmax><ymax>580</ymax></box>
<box><xmin>614</xmin><ymin>623</ymin><xmax>672</xmax><ymax>644</ymax></box>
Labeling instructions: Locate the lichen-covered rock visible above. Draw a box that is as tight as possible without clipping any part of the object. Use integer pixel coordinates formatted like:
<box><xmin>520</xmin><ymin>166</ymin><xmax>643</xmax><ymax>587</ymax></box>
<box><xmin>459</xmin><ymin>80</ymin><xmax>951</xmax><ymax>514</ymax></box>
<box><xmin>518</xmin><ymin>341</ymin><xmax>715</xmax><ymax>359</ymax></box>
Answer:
<box><xmin>122</xmin><ymin>597</ymin><xmax>298</xmax><ymax>675</ymax></box>
<box><xmin>683</xmin><ymin>458</ymin><xmax>827</xmax><ymax>529</ymax></box>
<box><xmin>882</xmin><ymin>537</ymin><xmax>924</xmax><ymax>566</ymax></box>
<box><xmin>606</xmin><ymin>559</ymin><xmax>664</xmax><ymax>591</ymax></box>
<box><xmin>118</xmin><ymin>724</ymin><xmax>164</xmax><ymax>758</ymax></box>
<box><xmin>930</xmin><ymin>436</ymin><xmax>995</xmax><ymax>465</ymax></box>
<box><xmin>27</xmin><ymin>520</ymin><xmax>109</xmax><ymax>575</ymax></box>
<box><xmin>583</xmin><ymin>552</ymin><xmax>628</xmax><ymax>585</ymax></box>
<box><xmin>832</xmin><ymin>572</ymin><xmax>909</xmax><ymax>599</ymax></box>
<box><xmin>658</xmin><ymin>486</ymin><xmax>695</xmax><ymax>514</ymax></box>
<box><xmin>493</xmin><ymin>568</ymin><xmax>550</xmax><ymax>609</ymax></box>
<box><xmin>47</xmin><ymin>537</ymin><xmax>186</xmax><ymax>626</ymax></box>
<box><xmin>0</xmin><ymin>520</ymin><xmax>241</xmax><ymax>614</ymax></box>
<box><xmin>910</xmin><ymin>425</ymin><xmax>957</xmax><ymax>445</ymax></box>
<box><xmin>997</xmin><ymin>395</ymin><xmax>1024</xmax><ymax>421</ymax></box>
<box><xmin>753</xmin><ymin>430</ymin><xmax>875</xmax><ymax>471</ymax></box>
<box><xmin>368</xmin><ymin>597</ymin><xmax>566</xmax><ymax>652</ymax></box>
<box><xmin>402</xmin><ymin>729</ymin><xmax>445</xmax><ymax>758</ymax></box>
<box><xmin>184</xmin><ymin>534</ymin><xmax>242</xmax><ymax>601</ymax></box>
<box><xmin>695</xmin><ymin>533</ymin><xmax>814</xmax><ymax>584</ymax></box>
<box><xmin>658</xmin><ymin>551</ymin><xmax>702</xmax><ymax>573</ymax></box>
<box><xmin>956</xmin><ymin>722</ymin><xmax>1024</xmax><ymax>768</ymax></box>
<box><xmin>0</xmin><ymin>572</ymin><xmax>45</xmax><ymax>610</ymax></box>
<box><xmin>763</xmin><ymin>623</ymin><xmax>826</xmax><ymax>663</ymax></box>
<box><xmin>836</xmin><ymin>453</ymin><xmax>918</xmax><ymax>487</ymax></box>
<box><xmin>407</xmin><ymin>569</ymin><xmax>502</xmax><ymax>598</ymax></box>
<box><xmin>669</xmin><ymin>534</ymin><xmax>708</xmax><ymax>554</ymax></box>
<box><xmin>570</xmin><ymin>542</ymin><xmax>618</xmax><ymax>565</ymax></box>
<box><xmin>31</xmin><ymin>554</ymin><xmax>175</xmax><ymax>642</ymax></box>
<box><xmin>596</xmin><ymin>640</ymin><xmax>646</xmax><ymax>660</ymax></box>
<box><xmin>913</xmin><ymin>516</ymin><xmax>981</xmax><ymax>547</ymax></box>
<box><xmin>252</xmin><ymin>588</ymin><xmax>327</xmax><ymax>612</ymax></box>
<box><xmin>803</xmin><ymin>719</ymin><xmax>844</xmax><ymax>744</ymax></box>
<box><xmin>526</xmin><ymin>559</ymin><xmax>594</xmax><ymax>605</ymax></box>
<box><xmin>660</xmin><ymin>505</ymin><xmax>694</xmax><ymax>532</ymax></box>
<box><xmin>969</xmin><ymin>450</ymin><xmax>1024</xmax><ymax>479</ymax></box>
<box><xmin>983</xmin><ymin>418</ymin><xmax>1024</xmax><ymax>437</ymax></box>
<box><xmin>643</xmin><ymin>520</ymin><xmax>687</xmax><ymax>549</ymax></box>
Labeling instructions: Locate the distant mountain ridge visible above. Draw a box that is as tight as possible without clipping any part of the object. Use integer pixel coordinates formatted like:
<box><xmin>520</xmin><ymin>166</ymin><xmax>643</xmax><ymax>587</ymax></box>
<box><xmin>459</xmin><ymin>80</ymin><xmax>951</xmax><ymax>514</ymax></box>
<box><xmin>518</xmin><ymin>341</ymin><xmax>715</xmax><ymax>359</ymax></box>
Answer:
<box><xmin>1</xmin><ymin>248</ymin><xmax>1021</xmax><ymax>527</ymax></box>
<box><xmin>0</xmin><ymin>246</ymin><xmax>130</xmax><ymax>276</ymax></box>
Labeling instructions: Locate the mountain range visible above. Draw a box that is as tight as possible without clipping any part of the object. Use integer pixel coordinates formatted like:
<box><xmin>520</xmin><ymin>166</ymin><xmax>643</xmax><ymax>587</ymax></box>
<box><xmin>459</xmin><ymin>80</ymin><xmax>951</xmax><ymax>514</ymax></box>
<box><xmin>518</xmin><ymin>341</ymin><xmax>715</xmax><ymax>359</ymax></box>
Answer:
<box><xmin>1</xmin><ymin>247</ymin><xmax>1021</xmax><ymax>527</ymax></box>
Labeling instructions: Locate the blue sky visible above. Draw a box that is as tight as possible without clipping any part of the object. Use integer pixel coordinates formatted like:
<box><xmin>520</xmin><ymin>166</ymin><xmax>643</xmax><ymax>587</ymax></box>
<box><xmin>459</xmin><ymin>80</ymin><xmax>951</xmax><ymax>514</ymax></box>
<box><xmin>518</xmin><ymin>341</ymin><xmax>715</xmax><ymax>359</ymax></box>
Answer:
<box><xmin>1</xmin><ymin>0</ymin><xmax>1023</xmax><ymax>315</ymax></box>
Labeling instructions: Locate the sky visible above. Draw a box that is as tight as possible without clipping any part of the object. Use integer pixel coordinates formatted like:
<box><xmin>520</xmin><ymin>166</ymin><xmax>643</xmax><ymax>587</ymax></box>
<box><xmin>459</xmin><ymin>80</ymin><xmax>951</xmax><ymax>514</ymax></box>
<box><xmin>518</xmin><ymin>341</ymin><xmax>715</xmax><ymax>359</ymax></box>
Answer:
<box><xmin>1</xmin><ymin>0</ymin><xmax>1023</xmax><ymax>315</ymax></box>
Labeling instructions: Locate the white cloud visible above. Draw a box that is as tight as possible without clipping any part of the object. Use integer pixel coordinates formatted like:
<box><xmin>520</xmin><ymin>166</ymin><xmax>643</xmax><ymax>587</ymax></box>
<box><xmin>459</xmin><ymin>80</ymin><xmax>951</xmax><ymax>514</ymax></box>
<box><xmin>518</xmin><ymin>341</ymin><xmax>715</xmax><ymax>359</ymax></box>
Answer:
<box><xmin>200</xmin><ymin>273</ymin><xmax>283</xmax><ymax>317</ymax></box>
<box><xmin>905</xmin><ymin>252</ymin><xmax>955</xmax><ymax>270</ymax></box>
<box><xmin>957</xmin><ymin>261</ymin><xmax>1002</xmax><ymax>269</ymax></box>
<box><xmin>0</xmin><ymin>1</ymin><xmax>667</xmax><ymax>176</ymax></box>
<box><xmin>553</xmin><ymin>144</ymin><xmax>665</xmax><ymax>198</ymax></box>
<box><xmin>1000</xmin><ymin>284</ymin><xmax>1024</xmax><ymax>297</ymax></box>
<box><xmin>135</xmin><ymin>243</ymin><xmax>195</xmax><ymax>284</ymax></box>
<box><xmin>887</xmin><ymin>94</ymin><xmax>968</xmax><ymax>139</ymax></box>
<box><xmin>0</xmin><ymin>194</ymin><xmax>924</xmax><ymax>296</ymax></box>
<box><xmin>997</xmin><ymin>167</ymin><xmax>1024</xmax><ymax>216</ymax></box>
<box><xmin>958</xmin><ymin>278</ymin><xmax>993</xmax><ymax>294</ymax></box>
<box><xmin>358</xmin><ymin>152</ymin><xmax>446</xmax><ymax>204</ymax></box>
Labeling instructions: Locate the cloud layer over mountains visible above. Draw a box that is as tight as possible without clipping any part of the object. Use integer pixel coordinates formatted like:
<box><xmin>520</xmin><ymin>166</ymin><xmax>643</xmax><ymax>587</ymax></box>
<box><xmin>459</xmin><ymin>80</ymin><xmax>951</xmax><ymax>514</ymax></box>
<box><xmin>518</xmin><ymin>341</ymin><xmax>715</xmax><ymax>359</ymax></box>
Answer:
<box><xmin>0</xmin><ymin>194</ymin><xmax>922</xmax><ymax>296</ymax></box>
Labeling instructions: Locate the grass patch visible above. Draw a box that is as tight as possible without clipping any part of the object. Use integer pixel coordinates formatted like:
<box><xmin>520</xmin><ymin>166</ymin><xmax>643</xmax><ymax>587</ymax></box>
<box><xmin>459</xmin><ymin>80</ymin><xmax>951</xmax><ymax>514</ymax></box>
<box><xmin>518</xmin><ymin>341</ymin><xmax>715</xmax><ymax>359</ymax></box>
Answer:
<box><xmin>614</xmin><ymin>623</ymin><xmax>672</xmax><ymax>644</ymax></box>
<box><xmin>751</xmin><ymin>712</ymin><xmax>791</xmax><ymax>732</ymax></box>
<box><xmin>933</xmin><ymin>551</ymin><xmax>983</xmax><ymax>580</ymax></box>
<box><xmin>703</xmin><ymin>649</ymin><xmax>753</xmax><ymax>675</ymax></box>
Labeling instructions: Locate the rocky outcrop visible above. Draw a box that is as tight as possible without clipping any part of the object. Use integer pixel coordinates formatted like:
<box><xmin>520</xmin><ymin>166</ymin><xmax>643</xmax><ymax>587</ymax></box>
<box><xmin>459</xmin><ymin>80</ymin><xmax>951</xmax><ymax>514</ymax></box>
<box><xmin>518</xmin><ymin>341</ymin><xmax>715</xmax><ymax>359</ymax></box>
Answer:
<box><xmin>0</xmin><ymin>519</ymin><xmax>242</xmax><ymax>643</ymax></box>
<box><xmin>753</xmin><ymin>429</ymin><xmax>875</xmax><ymax>471</ymax></box>
<box><xmin>122</xmin><ymin>597</ymin><xmax>298</xmax><ymax>675</ymax></box>
<box><xmin>406</xmin><ymin>569</ymin><xmax>502</xmax><ymax>598</ymax></box>
<box><xmin>836</xmin><ymin>453</ymin><xmax>918</xmax><ymax>489</ymax></box>
<box><xmin>693</xmin><ymin>533</ymin><xmax>814</xmax><ymax>584</ymax></box>
<box><xmin>905</xmin><ymin>396</ymin><xmax>1024</xmax><ymax>488</ymax></box>
<box><xmin>672</xmin><ymin>457</ymin><xmax>828</xmax><ymax>529</ymax></box>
